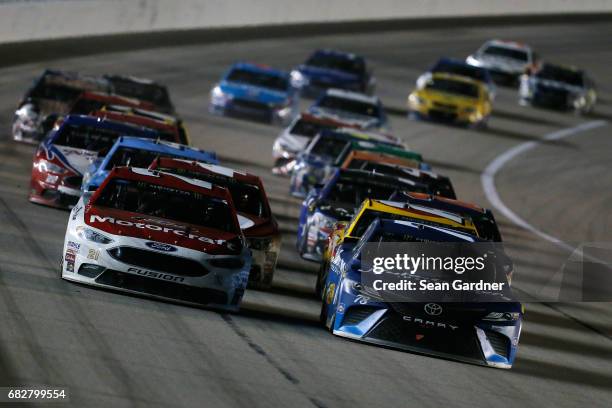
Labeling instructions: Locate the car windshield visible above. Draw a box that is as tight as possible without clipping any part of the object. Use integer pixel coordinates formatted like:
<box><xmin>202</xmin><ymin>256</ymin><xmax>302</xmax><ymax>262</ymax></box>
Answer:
<box><xmin>28</xmin><ymin>84</ymin><xmax>82</xmax><ymax>103</ymax></box>
<box><xmin>109</xmin><ymin>79</ymin><xmax>172</xmax><ymax>109</ymax></box>
<box><xmin>356</xmin><ymin>162</ymin><xmax>455</xmax><ymax>198</ymax></box>
<box><xmin>318</xmin><ymin>95</ymin><xmax>380</xmax><ymax>118</ymax></box>
<box><xmin>105</xmin><ymin>147</ymin><xmax>186</xmax><ymax>170</ymax></box>
<box><xmin>306</xmin><ymin>53</ymin><xmax>365</xmax><ymax>75</ymax></box>
<box><xmin>351</xmin><ymin>209</ymin><xmax>474</xmax><ymax>237</ymax></box>
<box><xmin>425</xmin><ymin>78</ymin><xmax>479</xmax><ymax>98</ymax></box>
<box><xmin>482</xmin><ymin>45</ymin><xmax>528</xmax><ymax>62</ymax></box>
<box><xmin>290</xmin><ymin>118</ymin><xmax>338</xmax><ymax>138</ymax></box>
<box><xmin>536</xmin><ymin>65</ymin><xmax>583</xmax><ymax>87</ymax></box>
<box><xmin>94</xmin><ymin>178</ymin><xmax>238</xmax><ymax>233</ymax></box>
<box><xmin>70</xmin><ymin>97</ymin><xmax>107</xmax><ymax>115</ymax></box>
<box><xmin>53</xmin><ymin>124</ymin><xmax>124</xmax><ymax>155</ymax></box>
<box><xmin>434</xmin><ymin>61</ymin><xmax>487</xmax><ymax>82</ymax></box>
<box><xmin>226</xmin><ymin>68</ymin><xmax>288</xmax><ymax>92</ymax></box>
<box><xmin>309</xmin><ymin>137</ymin><xmax>349</xmax><ymax>158</ymax></box>
<box><xmin>157</xmin><ymin>167</ymin><xmax>269</xmax><ymax>219</ymax></box>
<box><xmin>326</xmin><ymin>178</ymin><xmax>401</xmax><ymax>208</ymax></box>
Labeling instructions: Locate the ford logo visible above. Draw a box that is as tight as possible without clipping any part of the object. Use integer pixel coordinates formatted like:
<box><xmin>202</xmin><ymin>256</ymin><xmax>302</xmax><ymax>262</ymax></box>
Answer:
<box><xmin>145</xmin><ymin>242</ymin><xmax>177</xmax><ymax>252</ymax></box>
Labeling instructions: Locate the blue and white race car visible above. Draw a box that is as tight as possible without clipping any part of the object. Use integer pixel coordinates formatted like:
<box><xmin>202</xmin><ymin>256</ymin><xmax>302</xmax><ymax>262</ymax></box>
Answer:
<box><xmin>290</xmin><ymin>49</ymin><xmax>375</xmax><ymax>97</ymax></box>
<box><xmin>80</xmin><ymin>136</ymin><xmax>218</xmax><ymax>192</ymax></box>
<box><xmin>29</xmin><ymin>115</ymin><xmax>162</xmax><ymax>209</ymax></box>
<box><xmin>209</xmin><ymin>62</ymin><xmax>298</xmax><ymax>125</ymax></box>
<box><xmin>320</xmin><ymin>217</ymin><xmax>523</xmax><ymax>369</ymax></box>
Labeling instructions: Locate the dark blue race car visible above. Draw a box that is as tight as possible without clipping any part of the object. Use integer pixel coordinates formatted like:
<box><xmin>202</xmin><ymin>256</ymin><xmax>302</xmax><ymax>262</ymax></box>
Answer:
<box><xmin>209</xmin><ymin>62</ymin><xmax>298</xmax><ymax>125</ymax></box>
<box><xmin>296</xmin><ymin>168</ymin><xmax>429</xmax><ymax>262</ymax></box>
<box><xmin>290</xmin><ymin>49</ymin><xmax>375</xmax><ymax>97</ymax></box>
<box><xmin>320</xmin><ymin>218</ymin><xmax>523</xmax><ymax>369</ymax></box>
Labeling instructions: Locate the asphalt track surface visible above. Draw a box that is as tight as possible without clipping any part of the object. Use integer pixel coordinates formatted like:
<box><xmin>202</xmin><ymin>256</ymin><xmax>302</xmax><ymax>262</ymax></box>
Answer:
<box><xmin>1</xmin><ymin>21</ymin><xmax>612</xmax><ymax>408</ymax></box>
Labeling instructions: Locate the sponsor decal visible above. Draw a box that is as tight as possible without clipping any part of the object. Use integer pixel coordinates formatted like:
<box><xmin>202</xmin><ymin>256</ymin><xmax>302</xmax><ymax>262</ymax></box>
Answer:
<box><xmin>145</xmin><ymin>241</ymin><xmax>177</xmax><ymax>252</ymax></box>
<box><xmin>402</xmin><ymin>315</ymin><xmax>458</xmax><ymax>331</ymax></box>
<box><xmin>87</xmin><ymin>249</ymin><xmax>100</xmax><ymax>260</ymax></box>
<box><xmin>127</xmin><ymin>267</ymin><xmax>185</xmax><ymax>283</ymax></box>
<box><xmin>415</xmin><ymin>334</ymin><xmax>425</xmax><ymax>341</ymax></box>
<box><xmin>66</xmin><ymin>261</ymin><xmax>74</xmax><ymax>272</ymax></box>
<box><xmin>72</xmin><ymin>205</ymin><xmax>83</xmax><ymax>221</ymax></box>
<box><xmin>89</xmin><ymin>215</ymin><xmax>225</xmax><ymax>245</ymax></box>
<box><xmin>326</xmin><ymin>283</ymin><xmax>336</xmax><ymax>305</ymax></box>
<box><xmin>67</xmin><ymin>241</ymin><xmax>80</xmax><ymax>250</ymax></box>
<box><xmin>336</xmin><ymin>303</ymin><xmax>345</xmax><ymax>313</ymax></box>
<box><xmin>424</xmin><ymin>303</ymin><xmax>443</xmax><ymax>316</ymax></box>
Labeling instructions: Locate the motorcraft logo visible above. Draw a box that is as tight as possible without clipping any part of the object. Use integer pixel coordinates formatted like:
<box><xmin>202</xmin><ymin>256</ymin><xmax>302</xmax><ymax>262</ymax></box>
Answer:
<box><xmin>145</xmin><ymin>241</ymin><xmax>177</xmax><ymax>252</ymax></box>
<box><xmin>89</xmin><ymin>215</ymin><xmax>225</xmax><ymax>245</ymax></box>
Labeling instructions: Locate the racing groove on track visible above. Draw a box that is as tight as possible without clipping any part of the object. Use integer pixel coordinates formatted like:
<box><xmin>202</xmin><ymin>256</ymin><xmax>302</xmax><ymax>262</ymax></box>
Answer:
<box><xmin>1</xmin><ymin>21</ymin><xmax>612</xmax><ymax>408</ymax></box>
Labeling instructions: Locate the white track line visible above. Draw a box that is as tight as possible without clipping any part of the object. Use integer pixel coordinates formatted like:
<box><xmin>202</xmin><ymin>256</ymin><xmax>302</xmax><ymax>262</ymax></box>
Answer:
<box><xmin>481</xmin><ymin>120</ymin><xmax>608</xmax><ymax>253</ymax></box>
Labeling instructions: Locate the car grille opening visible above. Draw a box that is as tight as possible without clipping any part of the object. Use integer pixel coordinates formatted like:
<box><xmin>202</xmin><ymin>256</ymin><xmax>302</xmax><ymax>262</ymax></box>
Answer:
<box><xmin>107</xmin><ymin>247</ymin><xmax>209</xmax><ymax>277</ymax></box>
<box><xmin>484</xmin><ymin>330</ymin><xmax>510</xmax><ymax>358</ymax></box>
<box><xmin>366</xmin><ymin>314</ymin><xmax>483</xmax><ymax>360</ymax></box>
<box><xmin>229</xmin><ymin>99</ymin><xmax>273</xmax><ymax>120</ymax></box>
<box><xmin>63</xmin><ymin>175</ymin><xmax>83</xmax><ymax>188</ymax></box>
<box><xmin>342</xmin><ymin>306</ymin><xmax>380</xmax><ymax>326</ymax></box>
<box><xmin>95</xmin><ymin>269</ymin><xmax>227</xmax><ymax>305</ymax></box>
<box><xmin>428</xmin><ymin>109</ymin><xmax>457</xmax><ymax>122</ymax></box>
<box><xmin>433</xmin><ymin>101</ymin><xmax>458</xmax><ymax>111</ymax></box>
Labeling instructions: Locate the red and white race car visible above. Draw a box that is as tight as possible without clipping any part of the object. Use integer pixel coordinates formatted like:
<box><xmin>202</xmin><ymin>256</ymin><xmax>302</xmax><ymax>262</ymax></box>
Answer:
<box><xmin>149</xmin><ymin>157</ymin><xmax>280</xmax><ymax>289</ymax></box>
<box><xmin>61</xmin><ymin>166</ymin><xmax>251</xmax><ymax>310</ymax></box>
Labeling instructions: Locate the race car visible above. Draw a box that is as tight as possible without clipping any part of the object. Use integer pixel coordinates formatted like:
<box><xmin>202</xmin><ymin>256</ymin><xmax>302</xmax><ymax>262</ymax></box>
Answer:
<box><xmin>104</xmin><ymin>74</ymin><xmax>176</xmax><ymax>114</ymax></box>
<box><xmin>319</xmin><ymin>217</ymin><xmax>522</xmax><ymax>369</ymax></box>
<box><xmin>272</xmin><ymin>112</ymin><xmax>359</xmax><ymax>175</ymax></box>
<box><xmin>296</xmin><ymin>168</ymin><xmax>429</xmax><ymax>262</ymax></box>
<box><xmin>344</xmin><ymin>160</ymin><xmax>456</xmax><ymax>199</ymax></box>
<box><xmin>519</xmin><ymin>63</ymin><xmax>597</xmax><ymax>114</ymax></box>
<box><xmin>209</xmin><ymin>62</ymin><xmax>297</xmax><ymax>125</ymax></box>
<box><xmin>466</xmin><ymin>40</ymin><xmax>537</xmax><ymax>86</ymax></box>
<box><xmin>309</xmin><ymin>89</ymin><xmax>388</xmax><ymax>131</ymax></box>
<box><xmin>99</xmin><ymin>104</ymin><xmax>190</xmax><ymax>145</ymax></box>
<box><xmin>80</xmin><ymin>137</ymin><xmax>218</xmax><ymax>192</ymax></box>
<box><xmin>290</xmin><ymin>49</ymin><xmax>376</xmax><ymax>97</ymax></box>
<box><xmin>61</xmin><ymin>166</ymin><xmax>251</xmax><ymax>310</ymax></box>
<box><xmin>407</xmin><ymin>73</ymin><xmax>492</xmax><ymax>127</ymax></box>
<box><xmin>12</xmin><ymin>69</ymin><xmax>109</xmax><ymax>143</ymax></box>
<box><xmin>148</xmin><ymin>158</ymin><xmax>280</xmax><ymax>289</ymax></box>
<box><xmin>90</xmin><ymin>108</ymin><xmax>184</xmax><ymax>144</ymax></box>
<box><xmin>29</xmin><ymin>115</ymin><xmax>162</xmax><ymax>209</ymax></box>
<box><xmin>318</xmin><ymin>198</ymin><xmax>478</xmax><ymax>296</ymax></box>
<box><xmin>289</xmin><ymin>130</ymin><xmax>415</xmax><ymax>198</ymax></box>
<box><xmin>417</xmin><ymin>57</ymin><xmax>496</xmax><ymax>100</ymax></box>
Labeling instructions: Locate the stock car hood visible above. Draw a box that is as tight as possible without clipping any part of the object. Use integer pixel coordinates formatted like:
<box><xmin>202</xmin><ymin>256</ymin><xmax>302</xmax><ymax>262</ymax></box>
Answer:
<box><xmin>85</xmin><ymin>206</ymin><xmax>241</xmax><ymax>254</ymax></box>
<box><xmin>220</xmin><ymin>81</ymin><xmax>288</xmax><ymax>104</ymax></box>
<box><xmin>309</xmin><ymin>106</ymin><xmax>380</xmax><ymax>128</ymax></box>
<box><xmin>417</xmin><ymin>89</ymin><xmax>479</xmax><ymax>109</ymax></box>
<box><xmin>50</xmin><ymin>144</ymin><xmax>98</xmax><ymax>175</ymax></box>
<box><xmin>297</xmin><ymin>65</ymin><xmax>361</xmax><ymax>84</ymax></box>
<box><xmin>278</xmin><ymin>130</ymin><xmax>310</xmax><ymax>152</ymax></box>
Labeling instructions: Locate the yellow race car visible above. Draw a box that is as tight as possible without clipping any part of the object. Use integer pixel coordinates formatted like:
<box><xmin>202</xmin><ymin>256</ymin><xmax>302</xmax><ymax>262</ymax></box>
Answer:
<box><xmin>407</xmin><ymin>73</ymin><xmax>492</xmax><ymax>127</ymax></box>
<box><xmin>316</xmin><ymin>198</ymin><xmax>479</xmax><ymax>296</ymax></box>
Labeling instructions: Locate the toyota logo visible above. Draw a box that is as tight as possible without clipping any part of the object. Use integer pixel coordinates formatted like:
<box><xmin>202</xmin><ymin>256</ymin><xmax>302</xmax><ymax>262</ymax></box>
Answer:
<box><xmin>424</xmin><ymin>303</ymin><xmax>442</xmax><ymax>316</ymax></box>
